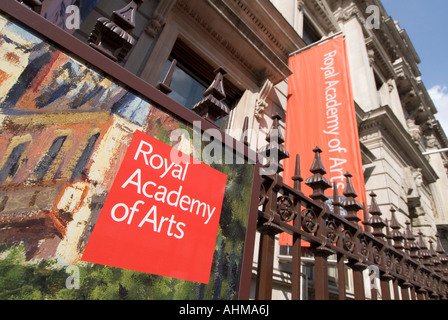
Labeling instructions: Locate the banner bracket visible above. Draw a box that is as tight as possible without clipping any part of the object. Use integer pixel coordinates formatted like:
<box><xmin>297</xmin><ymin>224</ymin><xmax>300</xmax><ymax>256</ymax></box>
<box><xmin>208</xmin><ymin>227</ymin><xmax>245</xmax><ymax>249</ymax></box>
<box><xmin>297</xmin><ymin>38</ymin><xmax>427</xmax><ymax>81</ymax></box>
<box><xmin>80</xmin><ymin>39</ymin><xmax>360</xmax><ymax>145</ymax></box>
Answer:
<box><xmin>289</xmin><ymin>31</ymin><xmax>344</xmax><ymax>57</ymax></box>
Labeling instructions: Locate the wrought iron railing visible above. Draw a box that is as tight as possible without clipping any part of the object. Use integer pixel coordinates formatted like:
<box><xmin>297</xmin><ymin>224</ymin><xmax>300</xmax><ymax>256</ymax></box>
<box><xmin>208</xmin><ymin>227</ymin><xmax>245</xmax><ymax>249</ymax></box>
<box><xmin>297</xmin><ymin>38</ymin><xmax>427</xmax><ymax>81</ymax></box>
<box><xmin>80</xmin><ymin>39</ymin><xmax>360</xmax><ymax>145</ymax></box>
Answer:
<box><xmin>255</xmin><ymin>113</ymin><xmax>448</xmax><ymax>300</ymax></box>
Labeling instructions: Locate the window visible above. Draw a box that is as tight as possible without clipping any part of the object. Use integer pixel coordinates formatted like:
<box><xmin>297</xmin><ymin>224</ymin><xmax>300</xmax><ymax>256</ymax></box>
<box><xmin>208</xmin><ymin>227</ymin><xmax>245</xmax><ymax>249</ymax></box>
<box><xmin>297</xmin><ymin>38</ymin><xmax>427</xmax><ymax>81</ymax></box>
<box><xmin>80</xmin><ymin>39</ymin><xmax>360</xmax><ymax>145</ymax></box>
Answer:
<box><xmin>161</xmin><ymin>59</ymin><xmax>207</xmax><ymax>110</ymax></box>
<box><xmin>70</xmin><ymin>133</ymin><xmax>100</xmax><ymax>181</ymax></box>
<box><xmin>34</xmin><ymin>136</ymin><xmax>67</xmax><ymax>180</ymax></box>
<box><xmin>159</xmin><ymin>39</ymin><xmax>242</xmax><ymax>127</ymax></box>
<box><xmin>302</xmin><ymin>17</ymin><xmax>321</xmax><ymax>45</ymax></box>
<box><xmin>0</xmin><ymin>141</ymin><xmax>29</xmax><ymax>185</ymax></box>
<box><xmin>374</xmin><ymin>72</ymin><xmax>383</xmax><ymax>92</ymax></box>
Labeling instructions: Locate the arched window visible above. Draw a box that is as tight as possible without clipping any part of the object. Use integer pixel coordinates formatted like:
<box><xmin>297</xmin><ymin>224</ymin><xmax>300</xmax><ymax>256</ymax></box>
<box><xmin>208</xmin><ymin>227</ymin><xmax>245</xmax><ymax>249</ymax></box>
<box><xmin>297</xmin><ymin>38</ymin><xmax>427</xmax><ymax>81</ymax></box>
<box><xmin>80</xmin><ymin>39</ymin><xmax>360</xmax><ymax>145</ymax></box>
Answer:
<box><xmin>70</xmin><ymin>132</ymin><xmax>100</xmax><ymax>181</ymax></box>
<box><xmin>34</xmin><ymin>136</ymin><xmax>67</xmax><ymax>180</ymax></box>
<box><xmin>0</xmin><ymin>141</ymin><xmax>30</xmax><ymax>185</ymax></box>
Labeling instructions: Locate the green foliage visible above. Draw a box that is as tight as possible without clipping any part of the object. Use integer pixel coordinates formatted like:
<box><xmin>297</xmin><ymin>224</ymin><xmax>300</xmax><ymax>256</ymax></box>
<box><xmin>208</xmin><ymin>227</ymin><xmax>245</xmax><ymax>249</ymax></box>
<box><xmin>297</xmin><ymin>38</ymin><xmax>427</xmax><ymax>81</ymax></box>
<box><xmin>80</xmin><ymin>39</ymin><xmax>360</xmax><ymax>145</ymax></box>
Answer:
<box><xmin>0</xmin><ymin>245</ymin><xmax>67</xmax><ymax>300</ymax></box>
<box><xmin>0</xmin><ymin>129</ymin><xmax>255</xmax><ymax>300</ymax></box>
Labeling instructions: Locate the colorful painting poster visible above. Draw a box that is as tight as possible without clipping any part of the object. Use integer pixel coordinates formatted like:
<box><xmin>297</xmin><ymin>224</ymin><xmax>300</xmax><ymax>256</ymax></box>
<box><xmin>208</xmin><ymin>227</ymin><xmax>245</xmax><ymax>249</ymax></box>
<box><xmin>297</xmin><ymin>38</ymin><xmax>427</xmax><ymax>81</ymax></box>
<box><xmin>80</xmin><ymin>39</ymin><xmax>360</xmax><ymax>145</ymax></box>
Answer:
<box><xmin>0</xmin><ymin>12</ymin><xmax>255</xmax><ymax>300</ymax></box>
<box><xmin>82</xmin><ymin>131</ymin><xmax>228</xmax><ymax>284</ymax></box>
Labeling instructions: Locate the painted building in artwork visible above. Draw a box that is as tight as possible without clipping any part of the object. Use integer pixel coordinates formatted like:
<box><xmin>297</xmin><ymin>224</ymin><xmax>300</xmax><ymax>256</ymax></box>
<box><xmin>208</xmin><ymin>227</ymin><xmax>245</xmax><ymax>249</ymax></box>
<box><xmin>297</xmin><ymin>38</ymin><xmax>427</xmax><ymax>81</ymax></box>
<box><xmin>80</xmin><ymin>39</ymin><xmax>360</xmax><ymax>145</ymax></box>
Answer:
<box><xmin>0</xmin><ymin>0</ymin><xmax>447</xmax><ymax>300</ymax></box>
<box><xmin>0</xmin><ymin>12</ymin><xmax>150</xmax><ymax>262</ymax></box>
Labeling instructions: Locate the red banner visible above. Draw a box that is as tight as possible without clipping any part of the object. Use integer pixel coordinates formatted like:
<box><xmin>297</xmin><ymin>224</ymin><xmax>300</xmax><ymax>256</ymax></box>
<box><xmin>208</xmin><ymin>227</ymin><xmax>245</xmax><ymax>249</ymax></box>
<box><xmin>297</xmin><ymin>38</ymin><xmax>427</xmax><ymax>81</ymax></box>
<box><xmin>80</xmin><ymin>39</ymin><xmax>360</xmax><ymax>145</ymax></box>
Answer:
<box><xmin>280</xmin><ymin>35</ymin><xmax>366</xmax><ymax>246</ymax></box>
<box><xmin>82</xmin><ymin>130</ymin><xmax>227</xmax><ymax>284</ymax></box>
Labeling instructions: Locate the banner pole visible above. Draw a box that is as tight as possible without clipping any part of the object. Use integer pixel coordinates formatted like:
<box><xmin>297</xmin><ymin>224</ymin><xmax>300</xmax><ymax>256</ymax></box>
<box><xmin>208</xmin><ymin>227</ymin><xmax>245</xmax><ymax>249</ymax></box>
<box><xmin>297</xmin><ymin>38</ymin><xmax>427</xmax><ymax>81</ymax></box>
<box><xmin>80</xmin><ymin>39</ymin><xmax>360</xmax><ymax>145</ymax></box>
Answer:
<box><xmin>289</xmin><ymin>31</ymin><xmax>344</xmax><ymax>57</ymax></box>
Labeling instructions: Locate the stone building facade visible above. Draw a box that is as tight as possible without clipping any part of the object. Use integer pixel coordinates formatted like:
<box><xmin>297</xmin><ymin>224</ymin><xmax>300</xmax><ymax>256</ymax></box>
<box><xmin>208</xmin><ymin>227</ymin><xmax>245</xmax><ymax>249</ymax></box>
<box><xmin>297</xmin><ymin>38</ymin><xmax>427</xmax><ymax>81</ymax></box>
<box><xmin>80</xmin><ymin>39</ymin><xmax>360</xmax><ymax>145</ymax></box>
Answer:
<box><xmin>73</xmin><ymin>0</ymin><xmax>447</xmax><ymax>245</ymax></box>
<box><xmin>71</xmin><ymin>0</ymin><xmax>448</xmax><ymax>299</ymax></box>
<box><xmin>262</xmin><ymin>0</ymin><xmax>448</xmax><ymax>298</ymax></box>
<box><xmin>1</xmin><ymin>0</ymin><xmax>447</xmax><ymax>299</ymax></box>
<box><xmin>276</xmin><ymin>0</ymin><xmax>448</xmax><ymax>248</ymax></box>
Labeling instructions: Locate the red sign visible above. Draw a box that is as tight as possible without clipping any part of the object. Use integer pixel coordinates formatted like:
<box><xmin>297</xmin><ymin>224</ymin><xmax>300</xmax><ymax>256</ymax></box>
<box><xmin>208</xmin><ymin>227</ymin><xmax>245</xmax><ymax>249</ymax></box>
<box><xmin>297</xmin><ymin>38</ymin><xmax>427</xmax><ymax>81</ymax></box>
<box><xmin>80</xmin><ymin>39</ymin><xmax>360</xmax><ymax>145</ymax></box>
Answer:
<box><xmin>280</xmin><ymin>35</ymin><xmax>366</xmax><ymax>245</ymax></box>
<box><xmin>82</xmin><ymin>130</ymin><xmax>227</xmax><ymax>284</ymax></box>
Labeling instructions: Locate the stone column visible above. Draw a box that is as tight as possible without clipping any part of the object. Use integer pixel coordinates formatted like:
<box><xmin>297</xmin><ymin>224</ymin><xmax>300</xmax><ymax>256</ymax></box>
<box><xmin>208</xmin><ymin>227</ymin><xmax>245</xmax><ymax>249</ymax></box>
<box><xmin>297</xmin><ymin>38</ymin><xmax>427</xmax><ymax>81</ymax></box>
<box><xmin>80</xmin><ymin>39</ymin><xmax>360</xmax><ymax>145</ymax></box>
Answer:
<box><xmin>338</xmin><ymin>7</ymin><xmax>379</xmax><ymax>112</ymax></box>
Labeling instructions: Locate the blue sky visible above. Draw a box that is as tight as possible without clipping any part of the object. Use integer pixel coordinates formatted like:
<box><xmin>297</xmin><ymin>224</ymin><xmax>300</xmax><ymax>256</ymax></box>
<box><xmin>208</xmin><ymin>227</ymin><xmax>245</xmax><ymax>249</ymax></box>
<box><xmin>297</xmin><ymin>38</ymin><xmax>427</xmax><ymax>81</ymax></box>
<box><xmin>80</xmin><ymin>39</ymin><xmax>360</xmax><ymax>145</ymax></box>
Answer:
<box><xmin>381</xmin><ymin>0</ymin><xmax>448</xmax><ymax>133</ymax></box>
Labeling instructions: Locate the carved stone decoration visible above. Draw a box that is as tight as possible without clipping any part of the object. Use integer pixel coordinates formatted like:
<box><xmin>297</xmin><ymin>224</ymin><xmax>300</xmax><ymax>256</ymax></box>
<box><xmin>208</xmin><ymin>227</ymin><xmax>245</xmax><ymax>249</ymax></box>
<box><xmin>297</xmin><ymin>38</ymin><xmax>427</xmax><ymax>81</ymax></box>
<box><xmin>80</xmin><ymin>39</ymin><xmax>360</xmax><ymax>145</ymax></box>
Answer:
<box><xmin>425</xmin><ymin>132</ymin><xmax>438</xmax><ymax>149</ymax></box>
<box><xmin>444</xmin><ymin>159</ymin><xmax>448</xmax><ymax>172</ymax></box>
<box><xmin>387</xmin><ymin>80</ymin><xmax>395</xmax><ymax>93</ymax></box>
<box><xmin>146</xmin><ymin>13</ymin><xmax>164</xmax><ymax>38</ymax></box>
<box><xmin>146</xmin><ymin>0</ymin><xmax>177</xmax><ymax>37</ymax></box>
<box><xmin>88</xmin><ymin>0</ymin><xmax>144</xmax><ymax>63</ymax></box>
<box><xmin>404</xmin><ymin>166</ymin><xmax>423</xmax><ymax>209</ymax></box>
<box><xmin>301</xmin><ymin>208</ymin><xmax>318</xmax><ymax>233</ymax></box>
<box><xmin>367</xmin><ymin>48</ymin><xmax>375</xmax><ymax>67</ymax></box>
<box><xmin>254</xmin><ymin>79</ymin><xmax>273</xmax><ymax>120</ymax></box>
<box><xmin>17</xmin><ymin>0</ymin><xmax>42</xmax><ymax>13</ymax></box>
<box><xmin>338</xmin><ymin>6</ymin><xmax>362</xmax><ymax>24</ymax></box>
<box><xmin>277</xmin><ymin>196</ymin><xmax>295</xmax><ymax>222</ymax></box>
<box><xmin>406</xmin><ymin>118</ymin><xmax>422</xmax><ymax>144</ymax></box>
<box><xmin>412</xmin><ymin>168</ymin><xmax>423</xmax><ymax>188</ymax></box>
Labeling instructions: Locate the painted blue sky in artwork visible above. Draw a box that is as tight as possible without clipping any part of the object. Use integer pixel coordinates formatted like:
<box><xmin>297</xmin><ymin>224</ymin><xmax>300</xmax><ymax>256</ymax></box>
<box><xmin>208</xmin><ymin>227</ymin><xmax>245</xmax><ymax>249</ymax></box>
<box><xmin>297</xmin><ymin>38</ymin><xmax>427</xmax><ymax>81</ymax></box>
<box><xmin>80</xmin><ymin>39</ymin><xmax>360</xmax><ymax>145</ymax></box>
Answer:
<box><xmin>4</xmin><ymin>21</ymin><xmax>41</xmax><ymax>45</ymax></box>
<box><xmin>0</xmin><ymin>15</ymin><xmax>152</xmax><ymax>126</ymax></box>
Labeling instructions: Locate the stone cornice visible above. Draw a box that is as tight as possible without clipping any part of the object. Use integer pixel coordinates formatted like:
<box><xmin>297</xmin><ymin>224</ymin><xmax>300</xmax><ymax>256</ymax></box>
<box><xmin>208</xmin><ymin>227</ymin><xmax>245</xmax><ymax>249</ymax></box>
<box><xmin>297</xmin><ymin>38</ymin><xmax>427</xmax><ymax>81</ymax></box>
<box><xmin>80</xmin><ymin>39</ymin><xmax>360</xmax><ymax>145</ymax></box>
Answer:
<box><xmin>304</xmin><ymin>0</ymin><xmax>340</xmax><ymax>34</ymax></box>
<box><xmin>365</xmin><ymin>36</ymin><xmax>395</xmax><ymax>79</ymax></box>
<box><xmin>382</xmin><ymin>16</ymin><xmax>420</xmax><ymax>74</ymax></box>
<box><xmin>229</xmin><ymin>0</ymin><xmax>305</xmax><ymax>58</ymax></box>
<box><xmin>176</xmin><ymin>0</ymin><xmax>304</xmax><ymax>85</ymax></box>
<box><xmin>432</xmin><ymin>120</ymin><xmax>448</xmax><ymax>150</ymax></box>
<box><xmin>333</xmin><ymin>1</ymin><xmax>422</xmax><ymax>87</ymax></box>
<box><xmin>394</xmin><ymin>57</ymin><xmax>438</xmax><ymax>121</ymax></box>
<box><xmin>351</xmin><ymin>0</ymin><xmax>420</xmax><ymax>72</ymax></box>
<box><xmin>359</xmin><ymin>105</ymin><xmax>439</xmax><ymax>184</ymax></box>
